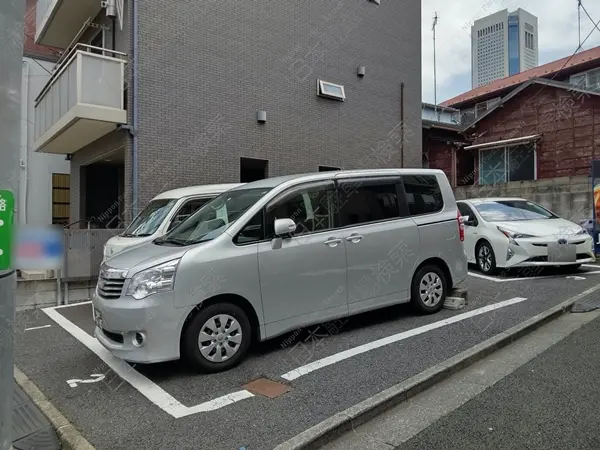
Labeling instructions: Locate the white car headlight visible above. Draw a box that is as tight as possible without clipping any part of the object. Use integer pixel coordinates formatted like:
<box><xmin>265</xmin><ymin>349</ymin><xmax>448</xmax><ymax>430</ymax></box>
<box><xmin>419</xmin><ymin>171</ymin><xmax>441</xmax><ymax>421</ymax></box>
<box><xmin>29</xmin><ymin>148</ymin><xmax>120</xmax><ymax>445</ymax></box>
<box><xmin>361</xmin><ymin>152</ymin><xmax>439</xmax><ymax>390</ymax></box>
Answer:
<box><xmin>126</xmin><ymin>259</ymin><xmax>180</xmax><ymax>300</ymax></box>
<box><xmin>497</xmin><ymin>227</ymin><xmax>535</xmax><ymax>240</ymax></box>
<box><xmin>576</xmin><ymin>227</ymin><xmax>589</xmax><ymax>235</ymax></box>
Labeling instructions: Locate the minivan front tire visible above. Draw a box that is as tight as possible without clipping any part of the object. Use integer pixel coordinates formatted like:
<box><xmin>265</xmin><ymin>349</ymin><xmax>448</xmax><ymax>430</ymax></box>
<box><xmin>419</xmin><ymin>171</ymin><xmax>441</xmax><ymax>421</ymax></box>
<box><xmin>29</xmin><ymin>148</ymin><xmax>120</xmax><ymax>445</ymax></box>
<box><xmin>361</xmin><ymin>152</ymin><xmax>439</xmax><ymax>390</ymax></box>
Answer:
<box><xmin>411</xmin><ymin>265</ymin><xmax>447</xmax><ymax>314</ymax></box>
<box><xmin>182</xmin><ymin>302</ymin><xmax>252</xmax><ymax>373</ymax></box>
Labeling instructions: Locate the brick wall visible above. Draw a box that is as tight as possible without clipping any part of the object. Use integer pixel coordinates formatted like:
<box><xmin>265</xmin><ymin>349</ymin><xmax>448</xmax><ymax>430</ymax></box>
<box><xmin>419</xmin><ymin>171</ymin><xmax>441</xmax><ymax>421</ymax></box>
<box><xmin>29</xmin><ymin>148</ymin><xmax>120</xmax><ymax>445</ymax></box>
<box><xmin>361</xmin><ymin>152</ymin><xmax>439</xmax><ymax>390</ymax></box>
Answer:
<box><xmin>132</xmin><ymin>0</ymin><xmax>423</xmax><ymax>210</ymax></box>
<box><xmin>464</xmin><ymin>84</ymin><xmax>600</xmax><ymax>180</ymax></box>
<box><xmin>24</xmin><ymin>0</ymin><xmax>60</xmax><ymax>61</ymax></box>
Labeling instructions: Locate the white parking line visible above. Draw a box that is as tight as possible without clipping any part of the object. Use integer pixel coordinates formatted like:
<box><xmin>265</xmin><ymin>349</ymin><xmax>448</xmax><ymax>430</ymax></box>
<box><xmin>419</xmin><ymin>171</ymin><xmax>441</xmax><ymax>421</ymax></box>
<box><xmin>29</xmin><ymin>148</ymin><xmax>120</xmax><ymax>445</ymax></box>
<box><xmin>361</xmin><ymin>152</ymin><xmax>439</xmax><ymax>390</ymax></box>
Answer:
<box><xmin>281</xmin><ymin>297</ymin><xmax>528</xmax><ymax>381</ymax></box>
<box><xmin>468</xmin><ymin>269</ymin><xmax>600</xmax><ymax>283</ymax></box>
<box><xmin>25</xmin><ymin>325</ymin><xmax>51</xmax><ymax>331</ymax></box>
<box><xmin>42</xmin><ymin>305</ymin><xmax>254</xmax><ymax>418</ymax></box>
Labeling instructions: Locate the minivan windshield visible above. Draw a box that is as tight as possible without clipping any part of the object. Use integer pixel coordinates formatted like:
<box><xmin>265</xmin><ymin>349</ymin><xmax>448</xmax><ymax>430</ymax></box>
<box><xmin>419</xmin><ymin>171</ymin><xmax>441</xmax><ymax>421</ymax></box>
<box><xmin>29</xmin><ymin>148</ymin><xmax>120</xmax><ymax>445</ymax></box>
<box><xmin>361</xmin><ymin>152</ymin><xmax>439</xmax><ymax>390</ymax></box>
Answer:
<box><xmin>474</xmin><ymin>200</ymin><xmax>557</xmax><ymax>222</ymax></box>
<box><xmin>156</xmin><ymin>187</ymin><xmax>272</xmax><ymax>246</ymax></box>
<box><xmin>122</xmin><ymin>199</ymin><xmax>178</xmax><ymax>237</ymax></box>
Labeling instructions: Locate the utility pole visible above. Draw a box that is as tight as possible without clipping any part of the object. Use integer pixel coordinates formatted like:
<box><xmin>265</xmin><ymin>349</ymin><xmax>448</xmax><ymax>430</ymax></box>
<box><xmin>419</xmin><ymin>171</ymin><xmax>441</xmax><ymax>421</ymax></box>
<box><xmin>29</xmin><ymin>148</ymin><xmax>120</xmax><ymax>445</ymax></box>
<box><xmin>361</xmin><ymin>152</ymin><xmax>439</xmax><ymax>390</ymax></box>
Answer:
<box><xmin>432</xmin><ymin>12</ymin><xmax>439</xmax><ymax>118</ymax></box>
<box><xmin>578</xmin><ymin>0</ymin><xmax>582</xmax><ymax>51</ymax></box>
<box><xmin>0</xmin><ymin>0</ymin><xmax>25</xmax><ymax>448</ymax></box>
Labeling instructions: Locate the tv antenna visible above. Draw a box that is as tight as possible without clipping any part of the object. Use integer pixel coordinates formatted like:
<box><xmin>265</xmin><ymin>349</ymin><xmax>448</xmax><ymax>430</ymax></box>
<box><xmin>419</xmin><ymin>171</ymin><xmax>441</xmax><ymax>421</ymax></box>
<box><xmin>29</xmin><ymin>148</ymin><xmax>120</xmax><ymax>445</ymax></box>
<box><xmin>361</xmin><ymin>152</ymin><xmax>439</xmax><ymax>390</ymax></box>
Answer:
<box><xmin>432</xmin><ymin>12</ymin><xmax>439</xmax><ymax>116</ymax></box>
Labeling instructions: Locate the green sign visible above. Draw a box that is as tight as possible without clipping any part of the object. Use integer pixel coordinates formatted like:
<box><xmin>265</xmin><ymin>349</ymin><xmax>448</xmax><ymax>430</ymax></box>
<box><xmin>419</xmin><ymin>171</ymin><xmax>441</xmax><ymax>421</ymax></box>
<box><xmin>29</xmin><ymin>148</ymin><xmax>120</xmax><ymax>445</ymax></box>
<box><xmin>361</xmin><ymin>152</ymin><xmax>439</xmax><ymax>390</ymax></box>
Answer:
<box><xmin>0</xmin><ymin>190</ymin><xmax>14</xmax><ymax>270</ymax></box>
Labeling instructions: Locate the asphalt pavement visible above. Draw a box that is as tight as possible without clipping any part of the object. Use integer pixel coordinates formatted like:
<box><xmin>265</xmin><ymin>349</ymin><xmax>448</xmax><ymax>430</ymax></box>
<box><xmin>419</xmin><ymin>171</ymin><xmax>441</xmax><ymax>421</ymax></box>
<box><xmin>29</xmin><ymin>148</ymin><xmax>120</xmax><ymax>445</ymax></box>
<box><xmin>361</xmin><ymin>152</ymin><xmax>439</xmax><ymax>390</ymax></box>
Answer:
<box><xmin>12</xmin><ymin>265</ymin><xmax>600</xmax><ymax>450</ymax></box>
<box><xmin>397</xmin><ymin>313</ymin><xmax>600</xmax><ymax>450</ymax></box>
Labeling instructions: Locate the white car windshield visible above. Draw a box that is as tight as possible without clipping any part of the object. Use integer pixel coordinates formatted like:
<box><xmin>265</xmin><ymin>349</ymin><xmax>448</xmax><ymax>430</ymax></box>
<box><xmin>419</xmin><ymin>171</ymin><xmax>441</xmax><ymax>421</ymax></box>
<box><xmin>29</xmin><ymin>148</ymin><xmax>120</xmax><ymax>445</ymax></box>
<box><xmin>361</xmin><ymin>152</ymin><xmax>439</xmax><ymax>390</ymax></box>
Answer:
<box><xmin>474</xmin><ymin>200</ymin><xmax>557</xmax><ymax>222</ymax></box>
<box><xmin>123</xmin><ymin>199</ymin><xmax>178</xmax><ymax>237</ymax></box>
<box><xmin>156</xmin><ymin>187</ymin><xmax>272</xmax><ymax>246</ymax></box>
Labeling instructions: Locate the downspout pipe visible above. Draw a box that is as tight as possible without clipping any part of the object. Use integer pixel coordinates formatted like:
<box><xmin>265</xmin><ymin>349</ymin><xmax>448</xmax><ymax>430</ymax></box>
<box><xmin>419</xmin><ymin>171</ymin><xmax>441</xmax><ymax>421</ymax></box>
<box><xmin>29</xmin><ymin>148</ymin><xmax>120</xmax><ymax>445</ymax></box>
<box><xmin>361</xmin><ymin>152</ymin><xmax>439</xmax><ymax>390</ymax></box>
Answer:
<box><xmin>131</xmin><ymin>0</ymin><xmax>139</xmax><ymax>218</ymax></box>
<box><xmin>20</xmin><ymin>60</ymin><xmax>30</xmax><ymax>225</ymax></box>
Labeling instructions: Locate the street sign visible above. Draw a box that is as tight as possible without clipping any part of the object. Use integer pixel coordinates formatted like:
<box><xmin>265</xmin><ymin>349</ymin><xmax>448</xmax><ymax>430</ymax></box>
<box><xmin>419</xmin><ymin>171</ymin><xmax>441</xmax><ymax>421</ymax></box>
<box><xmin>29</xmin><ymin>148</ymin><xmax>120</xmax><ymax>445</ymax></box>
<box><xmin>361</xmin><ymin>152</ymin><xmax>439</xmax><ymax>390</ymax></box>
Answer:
<box><xmin>0</xmin><ymin>190</ymin><xmax>15</xmax><ymax>270</ymax></box>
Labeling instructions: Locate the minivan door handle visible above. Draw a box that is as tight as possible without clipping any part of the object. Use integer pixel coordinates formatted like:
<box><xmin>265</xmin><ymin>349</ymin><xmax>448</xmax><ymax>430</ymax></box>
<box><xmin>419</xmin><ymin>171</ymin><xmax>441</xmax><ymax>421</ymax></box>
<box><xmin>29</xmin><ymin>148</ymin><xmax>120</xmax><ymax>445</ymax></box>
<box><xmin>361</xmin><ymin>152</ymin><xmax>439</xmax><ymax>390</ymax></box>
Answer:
<box><xmin>346</xmin><ymin>234</ymin><xmax>363</xmax><ymax>244</ymax></box>
<box><xmin>324</xmin><ymin>237</ymin><xmax>342</xmax><ymax>247</ymax></box>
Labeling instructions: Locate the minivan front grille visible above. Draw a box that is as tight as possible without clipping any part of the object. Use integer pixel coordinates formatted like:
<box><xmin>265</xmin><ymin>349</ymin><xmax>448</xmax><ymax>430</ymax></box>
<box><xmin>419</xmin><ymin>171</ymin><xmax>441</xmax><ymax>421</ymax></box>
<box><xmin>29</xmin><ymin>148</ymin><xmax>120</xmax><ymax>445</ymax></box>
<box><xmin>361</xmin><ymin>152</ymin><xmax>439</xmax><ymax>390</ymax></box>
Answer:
<box><xmin>97</xmin><ymin>266</ymin><xmax>126</xmax><ymax>299</ymax></box>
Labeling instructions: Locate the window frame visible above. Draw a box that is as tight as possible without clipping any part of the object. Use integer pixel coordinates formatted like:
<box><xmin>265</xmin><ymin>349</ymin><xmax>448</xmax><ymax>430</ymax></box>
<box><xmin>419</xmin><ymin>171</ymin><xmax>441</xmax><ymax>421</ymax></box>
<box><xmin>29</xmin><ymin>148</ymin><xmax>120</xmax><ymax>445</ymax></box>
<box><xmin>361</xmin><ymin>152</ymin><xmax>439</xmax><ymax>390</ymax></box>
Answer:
<box><xmin>317</xmin><ymin>79</ymin><xmax>346</xmax><ymax>101</ymax></box>
<box><xmin>401</xmin><ymin>174</ymin><xmax>444</xmax><ymax>218</ymax></box>
<box><xmin>457</xmin><ymin>202</ymin><xmax>478</xmax><ymax>226</ymax></box>
<box><xmin>166</xmin><ymin>195</ymin><xmax>213</xmax><ymax>232</ymax></box>
<box><xmin>334</xmin><ymin>176</ymin><xmax>409</xmax><ymax>230</ymax></box>
<box><xmin>232</xmin><ymin>180</ymin><xmax>338</xmax><ymax>246</ymax></box>
<box><xmin>478</xmin><ymin>144</ymin><xmax>537</xmax><ymax>185</ymax></box>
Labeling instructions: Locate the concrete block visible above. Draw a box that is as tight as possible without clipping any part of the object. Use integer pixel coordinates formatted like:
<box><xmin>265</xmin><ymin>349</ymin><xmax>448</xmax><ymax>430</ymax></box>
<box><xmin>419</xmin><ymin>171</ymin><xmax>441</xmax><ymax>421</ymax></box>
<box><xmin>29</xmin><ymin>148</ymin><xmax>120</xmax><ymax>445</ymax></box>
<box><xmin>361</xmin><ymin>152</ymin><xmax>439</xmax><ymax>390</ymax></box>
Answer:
<box><xmin>19</xmin><ymin>270</ymin><xmax>48</xmax><ymax>281</ymax></box>
<box><xmin>444</xmin><ymin>297</ymin><xmax>466</xmax><ymax>310</ymax></box>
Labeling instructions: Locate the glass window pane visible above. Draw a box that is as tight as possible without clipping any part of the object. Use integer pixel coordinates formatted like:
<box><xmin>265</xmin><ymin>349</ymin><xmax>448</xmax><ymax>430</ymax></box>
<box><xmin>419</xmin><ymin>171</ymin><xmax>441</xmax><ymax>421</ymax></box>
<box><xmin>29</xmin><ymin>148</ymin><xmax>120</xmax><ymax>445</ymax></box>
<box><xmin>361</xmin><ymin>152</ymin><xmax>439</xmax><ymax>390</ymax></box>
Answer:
<box><xmin>402</xmin><ymin>175</ymin><xmax>443</xmax><ymax>216</ymax></box>
<box><xmin>508</xmin><ymin>145</ymin><xmax>535</xmax><ymax>181</ymax></box>
<box><xmin>338</xmin><ymin>179</ymin><xmax>401</xmax><ymax>226</ymax></box>
<box><xmin>234</xmin><ymin>212</ymin><xmax>263</xmax><ymax>245</ymax></box>
<box><xmin>168</xmin><ymin>198</ymin><xmax>210</xmax><ymax>231</ymax></box>
<box><xmin>266</xmin><ymin>182</ymin><xmax>335</xmax><ymax>238</ymax></box>
<box><xmin>479</xmin><ymin>148</ymin><xmax>506</xmax><ymax>185</ymax></box>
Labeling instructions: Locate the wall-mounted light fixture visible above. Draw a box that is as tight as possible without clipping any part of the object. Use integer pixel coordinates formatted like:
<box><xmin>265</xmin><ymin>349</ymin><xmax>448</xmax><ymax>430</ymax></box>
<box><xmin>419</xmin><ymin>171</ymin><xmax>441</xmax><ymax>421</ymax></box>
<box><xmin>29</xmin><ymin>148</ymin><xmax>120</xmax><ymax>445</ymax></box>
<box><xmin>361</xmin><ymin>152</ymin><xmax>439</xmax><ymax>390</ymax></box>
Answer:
<box><xmin>357</xmin><ymin>66</ymin><xmax>366</xmax><ymax>77</ymax></box>
<box><xmin>257</xmin><ymin>110</ymin><xmax>267</xmax><ymax>123</ymax></box>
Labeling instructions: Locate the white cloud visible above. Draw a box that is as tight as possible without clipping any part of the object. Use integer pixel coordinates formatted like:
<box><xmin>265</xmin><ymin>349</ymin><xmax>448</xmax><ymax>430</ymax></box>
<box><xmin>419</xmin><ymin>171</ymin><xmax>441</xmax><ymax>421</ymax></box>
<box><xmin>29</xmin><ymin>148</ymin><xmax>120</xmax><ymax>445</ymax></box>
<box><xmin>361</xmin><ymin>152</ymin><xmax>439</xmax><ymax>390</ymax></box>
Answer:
<box><xmin>422</xmin><ymin>0</ymin><xmax>600</xmax><ymax>103</ymax></box>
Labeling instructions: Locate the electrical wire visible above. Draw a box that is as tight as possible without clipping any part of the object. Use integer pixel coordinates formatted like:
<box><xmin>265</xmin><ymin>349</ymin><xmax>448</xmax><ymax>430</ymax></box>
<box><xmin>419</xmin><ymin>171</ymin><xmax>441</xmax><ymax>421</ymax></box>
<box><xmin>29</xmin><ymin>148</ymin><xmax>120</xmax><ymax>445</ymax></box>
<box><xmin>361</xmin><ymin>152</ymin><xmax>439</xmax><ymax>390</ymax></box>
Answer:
<box><xmin>581</xmin><ymin>3</ymin><xmax>600</xmax><ymax>35</ymax></box>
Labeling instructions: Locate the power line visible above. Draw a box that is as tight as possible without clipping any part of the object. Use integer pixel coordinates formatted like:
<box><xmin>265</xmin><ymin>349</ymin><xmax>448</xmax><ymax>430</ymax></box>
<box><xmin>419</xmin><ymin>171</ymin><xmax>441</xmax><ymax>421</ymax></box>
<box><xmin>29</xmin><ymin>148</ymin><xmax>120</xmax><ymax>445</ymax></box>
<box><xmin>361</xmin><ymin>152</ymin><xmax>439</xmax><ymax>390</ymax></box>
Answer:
<box><xmin>581</xmin><ymin>2</ymin><xmax>600</xmax><ymax>35</ymax></box>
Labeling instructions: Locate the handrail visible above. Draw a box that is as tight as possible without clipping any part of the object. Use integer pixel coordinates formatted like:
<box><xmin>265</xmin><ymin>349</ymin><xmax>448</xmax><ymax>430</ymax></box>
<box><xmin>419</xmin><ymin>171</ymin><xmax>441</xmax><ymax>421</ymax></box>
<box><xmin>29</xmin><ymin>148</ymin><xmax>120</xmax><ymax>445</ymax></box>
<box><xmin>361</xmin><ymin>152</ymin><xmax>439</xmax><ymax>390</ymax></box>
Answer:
<box><xmin>34</xmin><ymin>43</ymin><xmax>127</xmax><ymax>105</ymax></box>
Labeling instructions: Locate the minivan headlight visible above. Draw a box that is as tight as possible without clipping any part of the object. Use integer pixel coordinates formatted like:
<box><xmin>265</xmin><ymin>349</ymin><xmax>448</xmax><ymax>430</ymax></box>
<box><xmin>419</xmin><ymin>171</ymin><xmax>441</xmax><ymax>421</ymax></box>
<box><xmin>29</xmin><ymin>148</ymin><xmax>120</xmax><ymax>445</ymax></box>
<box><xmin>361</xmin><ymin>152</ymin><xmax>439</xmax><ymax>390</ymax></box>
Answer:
<box><xmin>126</xmin><ymin>259</ymin><xmax>180</xmax><ymax>300</ymax></box>
<box><xmin>576</xmin><ymin>227</ymin><xmax>588</xmax><ymax>235</ymax></box>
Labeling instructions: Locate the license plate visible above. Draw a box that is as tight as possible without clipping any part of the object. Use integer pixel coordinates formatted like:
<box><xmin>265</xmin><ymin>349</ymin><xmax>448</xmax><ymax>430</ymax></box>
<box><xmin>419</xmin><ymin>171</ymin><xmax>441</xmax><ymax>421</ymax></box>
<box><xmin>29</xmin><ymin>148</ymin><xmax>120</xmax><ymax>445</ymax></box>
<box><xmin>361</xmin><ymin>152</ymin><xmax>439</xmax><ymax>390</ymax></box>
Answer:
<box><xmin>547</xmin><ymin>242</ymin><xmax>576</xmax><ymax>263</ymax></box>
<box><xmin>93</xmin><ymin>308</ymin><xmax>103</xmax><ymax>329</ymax></box>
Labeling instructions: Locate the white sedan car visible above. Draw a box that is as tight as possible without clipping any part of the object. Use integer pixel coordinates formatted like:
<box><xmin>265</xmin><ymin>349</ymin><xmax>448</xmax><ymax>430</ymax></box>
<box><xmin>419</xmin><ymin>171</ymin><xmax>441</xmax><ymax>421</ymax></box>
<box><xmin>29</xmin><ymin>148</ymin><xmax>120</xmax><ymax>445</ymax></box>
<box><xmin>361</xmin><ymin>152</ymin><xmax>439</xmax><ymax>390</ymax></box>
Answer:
<box><xmin>456</xmin><ymin>197</ymin><xmax>596</xmax><ymax>274</ymax></box>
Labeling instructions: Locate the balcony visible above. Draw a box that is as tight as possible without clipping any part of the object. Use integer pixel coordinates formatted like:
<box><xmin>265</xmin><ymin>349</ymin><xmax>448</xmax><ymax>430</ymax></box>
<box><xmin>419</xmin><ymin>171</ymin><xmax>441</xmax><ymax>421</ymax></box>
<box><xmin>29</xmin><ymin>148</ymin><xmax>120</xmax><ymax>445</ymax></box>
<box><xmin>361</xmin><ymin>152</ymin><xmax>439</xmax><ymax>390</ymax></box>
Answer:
<box><xmin>36</xmin><ymin>0</ymin><xmax>102</xmax><ymax>48</ymax></box>
<box><xmin>34</xmin><ymin>45</ymin><xmax>127</xmax><ymax>155</ymax></box>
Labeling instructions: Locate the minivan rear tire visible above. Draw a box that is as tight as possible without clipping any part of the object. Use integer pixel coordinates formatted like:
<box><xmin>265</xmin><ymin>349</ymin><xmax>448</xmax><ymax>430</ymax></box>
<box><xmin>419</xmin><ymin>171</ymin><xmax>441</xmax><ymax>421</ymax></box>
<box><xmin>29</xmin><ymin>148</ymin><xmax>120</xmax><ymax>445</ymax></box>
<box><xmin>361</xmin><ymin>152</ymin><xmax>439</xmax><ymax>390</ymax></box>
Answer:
<box><xmin>410</xmin><ymin>265</ymin><xmax>447</xmax><ymax>314</ymax></box>
<box><xmin>182</xmin><ymin>302</ymin><xmax>252</xmax><ymax>373</ymax></box>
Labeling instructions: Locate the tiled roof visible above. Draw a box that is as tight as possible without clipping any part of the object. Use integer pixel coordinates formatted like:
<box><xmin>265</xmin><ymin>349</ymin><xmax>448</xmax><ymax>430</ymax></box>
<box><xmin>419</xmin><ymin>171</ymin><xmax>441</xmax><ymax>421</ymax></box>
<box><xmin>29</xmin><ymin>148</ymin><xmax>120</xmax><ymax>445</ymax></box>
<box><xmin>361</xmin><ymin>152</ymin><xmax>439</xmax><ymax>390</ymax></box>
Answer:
<box><xmin>441</xmin><ymin>45</ymin><xmax>600</xmax><ymax>107</ymax></box>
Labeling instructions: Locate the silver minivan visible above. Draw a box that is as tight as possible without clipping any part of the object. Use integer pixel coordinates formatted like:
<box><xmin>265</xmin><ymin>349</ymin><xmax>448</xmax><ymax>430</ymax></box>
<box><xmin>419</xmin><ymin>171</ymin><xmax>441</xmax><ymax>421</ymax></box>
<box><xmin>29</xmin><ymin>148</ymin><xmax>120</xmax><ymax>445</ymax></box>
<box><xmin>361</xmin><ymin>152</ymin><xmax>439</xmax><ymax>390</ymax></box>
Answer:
<box><xmin>92</xmin><ymin>169</ymin><xmax>467</xmax><ymax>373</ymax></box>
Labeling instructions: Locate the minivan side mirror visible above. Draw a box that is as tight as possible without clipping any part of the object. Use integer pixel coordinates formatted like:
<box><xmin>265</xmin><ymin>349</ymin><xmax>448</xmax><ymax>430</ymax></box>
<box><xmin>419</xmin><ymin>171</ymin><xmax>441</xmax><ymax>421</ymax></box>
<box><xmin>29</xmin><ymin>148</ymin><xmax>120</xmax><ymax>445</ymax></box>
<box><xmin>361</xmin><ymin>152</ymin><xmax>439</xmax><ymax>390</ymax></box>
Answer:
<box><xmin>274</xmin><ymin>218</ymin><xmax>297</xmax><ymax>237</ymax></box>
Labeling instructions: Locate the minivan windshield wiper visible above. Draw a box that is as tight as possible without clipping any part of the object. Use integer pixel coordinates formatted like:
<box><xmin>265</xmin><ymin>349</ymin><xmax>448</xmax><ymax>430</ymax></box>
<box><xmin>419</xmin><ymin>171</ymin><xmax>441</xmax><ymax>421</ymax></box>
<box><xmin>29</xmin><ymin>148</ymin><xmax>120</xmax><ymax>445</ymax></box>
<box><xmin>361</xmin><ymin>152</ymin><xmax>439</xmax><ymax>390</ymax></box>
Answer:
<box><xmin>154</xmin><ymin>237</ymin><xmax>189</xmax><ymax>246</ymax></box>
<box><xmin>122</xmin><ymin>233</ymin><xmax>152</xmax><ymax>237</ymax></box>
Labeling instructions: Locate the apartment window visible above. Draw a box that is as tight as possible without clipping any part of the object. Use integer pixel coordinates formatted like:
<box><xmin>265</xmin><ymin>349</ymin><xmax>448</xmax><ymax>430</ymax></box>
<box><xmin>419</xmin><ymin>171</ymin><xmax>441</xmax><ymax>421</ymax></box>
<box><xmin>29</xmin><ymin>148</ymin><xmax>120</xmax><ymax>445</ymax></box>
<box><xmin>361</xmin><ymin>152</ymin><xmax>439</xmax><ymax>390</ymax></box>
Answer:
<box><xmin>338</xmin><ymin>178</ymin><xmax>402</xmax><ymax>226</ymax></box>
<box><xmin>479</xmin><ymin>145</ymin><xmax>536</xmax><ymax>185</ymax></box>
<box><xmin>402</xmin><ymin>175</ymin><xmax>443</xmax><ymax>216</ymax></box>
<box><xmin>52</xmin><ymin>173</ymin><xmax>70</xmax><ymax>226</ymax></box>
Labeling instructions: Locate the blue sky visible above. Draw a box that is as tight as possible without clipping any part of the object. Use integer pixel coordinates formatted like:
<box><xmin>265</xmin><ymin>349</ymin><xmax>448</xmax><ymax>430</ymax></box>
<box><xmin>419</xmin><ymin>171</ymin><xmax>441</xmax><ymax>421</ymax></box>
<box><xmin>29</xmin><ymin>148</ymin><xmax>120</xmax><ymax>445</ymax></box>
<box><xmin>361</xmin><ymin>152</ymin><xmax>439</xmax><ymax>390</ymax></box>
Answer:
<box><xmin>422</xmin><ymin>0</ymin><xmax>600</xmax><ymax>103</ymax></box>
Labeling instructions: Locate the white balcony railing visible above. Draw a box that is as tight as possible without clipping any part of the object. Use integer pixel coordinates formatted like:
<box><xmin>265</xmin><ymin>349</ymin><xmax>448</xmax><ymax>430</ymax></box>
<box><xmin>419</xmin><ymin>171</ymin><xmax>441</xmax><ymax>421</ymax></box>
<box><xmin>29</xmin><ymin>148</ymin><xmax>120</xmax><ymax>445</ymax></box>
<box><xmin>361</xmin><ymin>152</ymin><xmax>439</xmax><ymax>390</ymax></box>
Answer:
<box><xmin>33</xmin><ymin>45</ymin><xmax>127</xmax><ymax>155</ymax></box>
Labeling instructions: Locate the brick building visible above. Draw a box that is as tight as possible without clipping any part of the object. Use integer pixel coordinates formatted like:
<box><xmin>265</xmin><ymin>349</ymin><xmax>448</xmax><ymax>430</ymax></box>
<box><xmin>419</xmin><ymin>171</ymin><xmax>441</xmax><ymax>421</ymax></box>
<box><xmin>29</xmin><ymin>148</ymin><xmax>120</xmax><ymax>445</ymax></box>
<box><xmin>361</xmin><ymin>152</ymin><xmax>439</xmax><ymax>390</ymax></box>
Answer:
<box><xmin>425</xmin><ymin>46</ymin><xmax>600</xmax><ymax>188</ymax></box>
<box><xmin>422</xmin><ymin>46</ymin><xmax>600</xmax><ymax>221</ymax></box>
<box><xmin>31</xmin><ymin>0</ymin><xmax>422</xmax><ymax>227</ymax></box>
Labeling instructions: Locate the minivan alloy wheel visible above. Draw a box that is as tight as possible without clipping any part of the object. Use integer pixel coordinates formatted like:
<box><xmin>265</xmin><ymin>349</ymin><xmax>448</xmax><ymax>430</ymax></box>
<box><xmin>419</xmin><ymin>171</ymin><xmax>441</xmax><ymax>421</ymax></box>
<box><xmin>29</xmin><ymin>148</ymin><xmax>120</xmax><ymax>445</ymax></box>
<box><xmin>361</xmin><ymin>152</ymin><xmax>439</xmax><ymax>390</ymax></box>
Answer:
<box><xmin>198</xmin><ymin>314</ymin><xmax>243</xmax><ymax>362</ymax></box>
<box><xmin>419</xmin><ymin>272</ymin><xmax>443</xmax><ymax>307</ymax></box>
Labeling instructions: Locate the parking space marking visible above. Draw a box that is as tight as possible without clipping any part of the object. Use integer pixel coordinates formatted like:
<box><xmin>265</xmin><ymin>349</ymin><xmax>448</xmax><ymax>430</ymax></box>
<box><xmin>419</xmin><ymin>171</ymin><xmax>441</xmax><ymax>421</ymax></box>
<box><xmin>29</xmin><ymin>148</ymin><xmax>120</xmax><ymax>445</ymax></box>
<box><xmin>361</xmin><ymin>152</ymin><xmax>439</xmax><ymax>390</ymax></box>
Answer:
<box><xmin>25</xmin><ymin>325</ymin><xmax>51</xmax><ymax>331</ymax></box>
<box><xmin>468</xmin><ymin>270</ymin><xmax>600</xmax><ymax>283</ymax></box>
<box><xmin>281</xmin><ymin>297</ymin><xmax>528</xmax><ymax>381</ymax></box>
<box><xmin>42</xmin><ymin>305</ymin><xmax>255</xmax><ymax>418</ymax></box>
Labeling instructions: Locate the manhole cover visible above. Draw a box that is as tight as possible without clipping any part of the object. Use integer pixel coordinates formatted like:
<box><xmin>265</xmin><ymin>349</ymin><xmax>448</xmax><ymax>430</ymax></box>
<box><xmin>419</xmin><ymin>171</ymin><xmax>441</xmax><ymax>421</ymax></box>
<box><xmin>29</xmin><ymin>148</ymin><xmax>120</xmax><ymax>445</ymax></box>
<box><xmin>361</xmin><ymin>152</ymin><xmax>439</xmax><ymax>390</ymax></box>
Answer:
<box><xmin>243</xmin><ymin>378</ymin><xmax>292</xmax><ymax>398</ymax></box>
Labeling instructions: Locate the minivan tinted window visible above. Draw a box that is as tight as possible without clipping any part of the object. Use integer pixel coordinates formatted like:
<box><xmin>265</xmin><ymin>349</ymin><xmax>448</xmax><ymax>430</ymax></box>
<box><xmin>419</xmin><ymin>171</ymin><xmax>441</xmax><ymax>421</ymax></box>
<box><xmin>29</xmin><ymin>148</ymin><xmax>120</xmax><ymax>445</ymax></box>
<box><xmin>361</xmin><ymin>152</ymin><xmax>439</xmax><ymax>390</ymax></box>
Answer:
<box><xmin>402</xmin><ymin>175</ymin><xmax>443</xmax><ymax>216</ymax></box>
<box><xmin>338</xmin><ymin>178</ymin><xmax>401</xmax><ymax>226</ymax></box>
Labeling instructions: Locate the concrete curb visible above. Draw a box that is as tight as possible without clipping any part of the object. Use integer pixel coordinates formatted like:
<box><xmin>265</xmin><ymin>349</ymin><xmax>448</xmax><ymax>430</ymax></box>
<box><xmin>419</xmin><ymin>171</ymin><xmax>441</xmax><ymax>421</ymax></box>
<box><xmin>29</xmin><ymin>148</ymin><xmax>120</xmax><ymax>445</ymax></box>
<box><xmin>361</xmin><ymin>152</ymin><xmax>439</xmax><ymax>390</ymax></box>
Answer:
<box><xmin>274</xmin><ymin>284</ymin><xmax>600</xmax><ymax>450</ymax></box>
<box><xmin>14</xmin><ymin>366</ymin><xmax>96</xmax><ymax>450</ymax></box>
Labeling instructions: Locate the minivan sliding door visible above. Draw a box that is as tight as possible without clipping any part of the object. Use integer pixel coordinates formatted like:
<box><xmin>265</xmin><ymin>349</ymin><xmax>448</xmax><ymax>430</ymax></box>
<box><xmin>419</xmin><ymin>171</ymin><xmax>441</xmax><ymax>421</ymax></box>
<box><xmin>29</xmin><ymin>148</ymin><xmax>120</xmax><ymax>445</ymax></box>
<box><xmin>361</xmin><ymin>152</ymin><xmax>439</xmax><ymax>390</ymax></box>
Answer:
<box><xmin>336</xmin><ymin>176</ymin><xmax>419</xmax><ymax>314</ymax></box>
